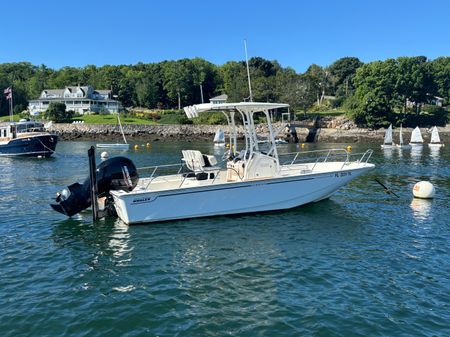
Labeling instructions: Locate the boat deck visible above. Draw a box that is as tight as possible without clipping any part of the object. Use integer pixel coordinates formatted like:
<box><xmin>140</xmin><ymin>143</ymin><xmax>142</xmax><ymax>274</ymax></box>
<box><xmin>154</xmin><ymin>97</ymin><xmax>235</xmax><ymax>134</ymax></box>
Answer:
<box><xmin>121</xmin><ymin>160</ymin><xmax>368</xmax><ymax>195</ymax></box>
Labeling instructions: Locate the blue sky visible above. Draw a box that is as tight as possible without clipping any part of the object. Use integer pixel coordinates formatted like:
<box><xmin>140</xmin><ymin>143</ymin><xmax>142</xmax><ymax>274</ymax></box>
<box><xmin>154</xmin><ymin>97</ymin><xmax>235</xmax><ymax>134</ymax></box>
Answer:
<box><xmin>1</xmin><ymin>0</ymin><xmax>449</xmax><ymax>72</ymax></box>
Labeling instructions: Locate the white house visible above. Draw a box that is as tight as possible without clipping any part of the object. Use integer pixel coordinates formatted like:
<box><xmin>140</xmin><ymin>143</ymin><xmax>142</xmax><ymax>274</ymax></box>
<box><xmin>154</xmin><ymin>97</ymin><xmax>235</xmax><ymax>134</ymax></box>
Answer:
<box><xmin>28</xmin><ymin>86</ymin><xmax>121</xmax><ymax>115</ymax></box>
<box><xmin>209</xmin><ymin>94</ymin><xmax>228</xmax><ymax>104</ymax></box>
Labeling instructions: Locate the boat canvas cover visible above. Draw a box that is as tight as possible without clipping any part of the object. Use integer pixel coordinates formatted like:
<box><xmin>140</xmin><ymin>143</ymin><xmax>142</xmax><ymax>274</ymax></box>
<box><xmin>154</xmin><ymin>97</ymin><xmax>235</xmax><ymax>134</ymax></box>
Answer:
<box><xmin>384</xmin><ymin>125</ymin><xmax>393</xmax><ymax>144</ymax></box>
<box><xmin>430</xmin><ymin>126</ymin><xmax>441</xmax><ymax>143</ymax></box>
<box><xmin>410</xmin><ymin>127</ymin><xmax>424</xmax><ymax>143</ymax></box>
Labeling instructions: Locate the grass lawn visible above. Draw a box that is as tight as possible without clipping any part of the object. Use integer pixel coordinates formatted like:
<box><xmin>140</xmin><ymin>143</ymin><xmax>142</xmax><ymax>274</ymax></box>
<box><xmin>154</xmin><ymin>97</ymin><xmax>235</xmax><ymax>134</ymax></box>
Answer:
<box><xmin>1</xmin><ymin>114</ymin><xmax>156</xmax><ymax>124</ymax></box>
<box><xmin>0</xmin><ymin>115</ymin><xmax>22</xmax><ymax>122</ymax></box>
<box><xmin>73</xmin><ymin>114</ymin><xmax>156</xmax><ymax>125</ymax></box>
<box><xmin>302</xmin><ymin>110</ymin><xmax>346</xmax><ymax>117</ymax></box>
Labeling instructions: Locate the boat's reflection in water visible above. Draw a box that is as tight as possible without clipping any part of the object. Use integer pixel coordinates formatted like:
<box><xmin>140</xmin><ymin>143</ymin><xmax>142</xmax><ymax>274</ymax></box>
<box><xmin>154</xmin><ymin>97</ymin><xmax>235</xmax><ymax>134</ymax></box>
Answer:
<box><xmin>429</xmin><ymin>146</ymin><xmax>441</xmax><ymax>161</ymax></box>
<box><xmin>410</xmin><ymin>198</ymin><xmax>433</xmax><ymax>222</ymax></box>
<box><xmin>382</xmin><ymin>147</ymin><xmax>394</xmax><ymax>160</ymax></box>
<box><xmin>108</xmin><ymin>220</ymin><xmax>132</xmax><ymax>260</ymax></box>
<box><xmin>410</xmin><ymin>145</ymin><xmax>423</xmax><ymax>163</ymax></box>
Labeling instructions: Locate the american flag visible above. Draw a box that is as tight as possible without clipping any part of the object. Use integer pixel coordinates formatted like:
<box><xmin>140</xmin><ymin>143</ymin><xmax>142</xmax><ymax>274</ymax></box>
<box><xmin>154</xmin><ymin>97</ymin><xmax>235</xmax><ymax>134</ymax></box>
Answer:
<box><xmin>4</xmin><ymin>87</ymin><xmax>12</xmax><ymax>100</ymax></box>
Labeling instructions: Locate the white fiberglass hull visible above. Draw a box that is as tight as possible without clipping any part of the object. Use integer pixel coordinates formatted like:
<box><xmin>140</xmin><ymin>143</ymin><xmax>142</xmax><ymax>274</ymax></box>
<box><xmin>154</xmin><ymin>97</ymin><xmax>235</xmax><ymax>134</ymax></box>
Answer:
<box><xmin>96</xmin><ymin>143</ymin><xmax>130</xmax><ymax>150</ymax></box>
<box><xmin>428</xmin><ymin>143</ymin><xmax>444</xmax><ymax>148</ymax></box>
<box><xmin>111</xmin><ymin>163</ymin><xmax>374</xmax><ymax>224</ymax></box>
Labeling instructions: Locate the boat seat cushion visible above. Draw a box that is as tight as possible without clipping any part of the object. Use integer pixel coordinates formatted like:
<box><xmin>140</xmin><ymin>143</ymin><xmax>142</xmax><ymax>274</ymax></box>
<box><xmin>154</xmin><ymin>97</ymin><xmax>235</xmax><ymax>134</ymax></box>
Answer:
<box><xmin>182</xmin><ymin>150</ymin><xmax>206</xmax><ymax>172</ymax></box>
<box><xmin>182</xmin><ymin>150</ymin><xmax>218</xmax><ymax>172</ymax></box>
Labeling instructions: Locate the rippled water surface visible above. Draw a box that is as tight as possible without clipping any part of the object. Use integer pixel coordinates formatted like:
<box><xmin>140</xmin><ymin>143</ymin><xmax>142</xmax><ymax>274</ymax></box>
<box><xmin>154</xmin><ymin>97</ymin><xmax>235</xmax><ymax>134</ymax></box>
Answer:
<box><xmin>0</xmin><ymin>141</ymin><xmax>449</xmax><ymax>336</ymax></box>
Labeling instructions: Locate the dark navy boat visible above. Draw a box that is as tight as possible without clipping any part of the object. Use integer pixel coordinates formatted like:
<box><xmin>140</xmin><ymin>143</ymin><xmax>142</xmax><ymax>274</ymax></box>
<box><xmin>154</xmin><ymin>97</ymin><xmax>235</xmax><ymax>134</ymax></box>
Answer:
<box><xmin>0</xmin><ymin>120</ymin><xmax>58</xmax><ymax>157</ymax></box>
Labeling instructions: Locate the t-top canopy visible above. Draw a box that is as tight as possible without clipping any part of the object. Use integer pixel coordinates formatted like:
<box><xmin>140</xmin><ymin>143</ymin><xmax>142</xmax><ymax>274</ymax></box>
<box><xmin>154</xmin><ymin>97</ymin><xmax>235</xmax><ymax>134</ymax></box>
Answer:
<box><xmin>183</xmin><ymin>102</ymin><xmax>289</xmax><ymax>118</ymax></box>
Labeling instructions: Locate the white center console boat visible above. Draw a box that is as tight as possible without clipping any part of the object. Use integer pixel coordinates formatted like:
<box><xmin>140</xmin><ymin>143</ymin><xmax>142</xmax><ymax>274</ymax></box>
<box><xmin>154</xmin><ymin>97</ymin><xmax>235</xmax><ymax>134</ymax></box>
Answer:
<box><xmin>106</xmin><ymin>102</ymin><xmax>375</xmax><ymax>224</ymax></box>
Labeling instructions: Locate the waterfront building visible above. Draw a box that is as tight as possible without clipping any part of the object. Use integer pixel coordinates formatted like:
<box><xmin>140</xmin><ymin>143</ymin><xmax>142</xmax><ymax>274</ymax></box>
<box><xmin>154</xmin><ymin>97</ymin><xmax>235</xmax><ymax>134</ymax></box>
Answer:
<box><xmin>28</xmin><ymin>86</ymin><xmax>121</xmax><ymax>115</ymax></box>
<box><xmin>210</xmin><ymin>94</ymin><xmax>228</xmax><ymax>104</ymax></box>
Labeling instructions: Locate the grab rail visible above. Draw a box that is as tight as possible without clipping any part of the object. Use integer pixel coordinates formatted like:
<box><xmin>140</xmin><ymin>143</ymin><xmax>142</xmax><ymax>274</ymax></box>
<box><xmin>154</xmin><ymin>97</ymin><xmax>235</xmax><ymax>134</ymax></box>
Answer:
<box><xmin>278</xmin><ymin>148</ymin><xmax>373</xmax><ymax>173</ymax></box>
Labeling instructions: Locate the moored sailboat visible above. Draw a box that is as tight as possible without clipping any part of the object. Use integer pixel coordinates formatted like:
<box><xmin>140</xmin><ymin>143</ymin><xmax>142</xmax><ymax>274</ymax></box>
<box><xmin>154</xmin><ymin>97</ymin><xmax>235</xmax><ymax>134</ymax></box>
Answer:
<box><xmin>96</xmin><ymin>114</ymin><xmax>129</xmax><ymax>150</ymax></box>
<box><xmin>395</xmin><ymin>124</ymin><xmax>411</xmax><ymax>149</ymax></box>
<box><xmin>213</xmin><ymin>128</ymin><xmax>225</xmax><ymax>146</ymax></box>
<box><xmin>381</xmin><ymin>124</ymin><xmax>394</xmax><ymax>148</ymax></box>
<box><xmin>428</xmin><ymin>126</ymin><xmax>444</xmax><ymax>147</ymax></box>
<box><xmin>409</xmin><ymin>126</ymin><xmax>424</xmax><ymax>146</ymax></box>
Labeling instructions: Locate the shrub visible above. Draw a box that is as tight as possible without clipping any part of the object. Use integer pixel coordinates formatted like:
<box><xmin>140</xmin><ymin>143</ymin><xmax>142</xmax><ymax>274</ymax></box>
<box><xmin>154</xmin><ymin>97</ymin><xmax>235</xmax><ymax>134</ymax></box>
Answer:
<box><xmin>44</xmin><ymin>102</ymin><xmax>74</xmax><ymax>123</ymax></box>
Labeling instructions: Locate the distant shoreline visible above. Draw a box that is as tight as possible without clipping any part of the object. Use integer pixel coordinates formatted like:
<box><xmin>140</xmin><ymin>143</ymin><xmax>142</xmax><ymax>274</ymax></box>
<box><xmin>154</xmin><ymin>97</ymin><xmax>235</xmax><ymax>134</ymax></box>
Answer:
<box><xmin>48</xmin><ymin>122</ymin><xmax>450</xmax><ymax>144</ymax></box>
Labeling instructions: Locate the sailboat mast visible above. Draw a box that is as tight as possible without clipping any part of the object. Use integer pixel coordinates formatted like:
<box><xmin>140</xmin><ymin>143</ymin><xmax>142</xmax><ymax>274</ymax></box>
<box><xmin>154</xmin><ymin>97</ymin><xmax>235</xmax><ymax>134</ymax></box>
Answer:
<box><xmin>399</xmin><ymin>124</ymin><xmax>403</xmax><ymax>145</ymax></box>
<box><xmin>244</xmin><ymin>39</ymin><xmax>253</xmax><ymax>102</ymax></box>
<box><xmin>117</xmin><ymin>114</ymin><xmax>127</xmax><ymax>144</ymax></box>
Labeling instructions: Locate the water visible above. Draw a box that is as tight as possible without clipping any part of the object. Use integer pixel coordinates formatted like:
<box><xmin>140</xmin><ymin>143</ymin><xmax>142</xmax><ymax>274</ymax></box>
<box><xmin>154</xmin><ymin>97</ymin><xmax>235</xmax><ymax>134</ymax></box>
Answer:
<box><xmin>1</xmin><ymin>142</ymin><xmax>449</xmax><ymax>336</ymax></box>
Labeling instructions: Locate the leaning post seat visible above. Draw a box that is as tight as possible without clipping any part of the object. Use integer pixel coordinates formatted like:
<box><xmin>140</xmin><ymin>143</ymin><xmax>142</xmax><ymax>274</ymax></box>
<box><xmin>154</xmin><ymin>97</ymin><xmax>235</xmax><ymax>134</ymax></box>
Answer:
<box><xmin>181</xmin><ymin>150</ymin><xmax>218</xmax><ymax>173</ymax></box>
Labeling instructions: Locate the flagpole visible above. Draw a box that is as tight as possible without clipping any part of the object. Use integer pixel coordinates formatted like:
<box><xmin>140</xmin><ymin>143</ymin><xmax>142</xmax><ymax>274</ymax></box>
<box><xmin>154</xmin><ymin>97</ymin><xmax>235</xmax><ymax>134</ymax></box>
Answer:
<box><xmin>10</xmin><ymin>87</ymin><xmax>13</xmax><ymax>122</ymax></box>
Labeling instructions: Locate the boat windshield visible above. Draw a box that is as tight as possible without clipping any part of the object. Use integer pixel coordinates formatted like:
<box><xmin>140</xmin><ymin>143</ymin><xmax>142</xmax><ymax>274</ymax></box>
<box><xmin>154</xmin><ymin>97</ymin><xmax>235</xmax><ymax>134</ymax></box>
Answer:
<box><xmin>16</xmin><ymin>122</ymin><xmax>45</xmax><ymax>133</ymax></box>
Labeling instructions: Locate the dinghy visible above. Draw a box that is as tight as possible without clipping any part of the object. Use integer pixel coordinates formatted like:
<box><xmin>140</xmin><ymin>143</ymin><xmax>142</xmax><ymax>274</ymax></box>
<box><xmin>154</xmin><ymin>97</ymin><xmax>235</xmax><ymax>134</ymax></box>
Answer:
<box><xmin>381</xmin><ymin>124</ymin><xmax>394</xmax><ymax>148</ymax></box>
<box><xmin>409</xmin><ymin>126</ymin><xmax>424</xmax><ymax>146</ymax></box>
<box><xmin>96</xmin><ymin>114</ymin><xmax>130</xmax><ymax>150</ymax></box>
<box><xmin>428</xmin><ymin>126</ymin><xmax>444</xmax><ymax>147</ymax></box>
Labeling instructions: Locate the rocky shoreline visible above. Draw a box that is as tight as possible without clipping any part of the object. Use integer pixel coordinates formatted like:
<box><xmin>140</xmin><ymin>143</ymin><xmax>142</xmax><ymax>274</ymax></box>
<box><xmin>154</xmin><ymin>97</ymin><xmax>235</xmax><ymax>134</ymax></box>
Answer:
<box><xmin>48</xmin><ymin>116</ymin><xmax>450</xmax><ymax>144</ymax></box>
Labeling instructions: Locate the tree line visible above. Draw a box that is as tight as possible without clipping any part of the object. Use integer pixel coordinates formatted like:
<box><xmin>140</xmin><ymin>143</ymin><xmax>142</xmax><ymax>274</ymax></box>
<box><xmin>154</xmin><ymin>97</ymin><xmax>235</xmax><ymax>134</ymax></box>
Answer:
<box><xmin>0</xmin><ymin>56</ymin><xmax>448</xmax><ymax>127</ymax></box>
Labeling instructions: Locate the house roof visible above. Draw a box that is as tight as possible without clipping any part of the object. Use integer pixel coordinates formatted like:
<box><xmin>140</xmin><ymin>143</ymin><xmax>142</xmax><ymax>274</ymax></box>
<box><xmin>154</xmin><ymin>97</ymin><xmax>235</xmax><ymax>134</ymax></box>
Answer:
<box><xmin>210</xmin><ymin>94</ymin><xmax>228</xmax><ymax>101</ymax></box>
<box><xmin>42</xmin><ymin>89</ymin><xmax>64</xmax><ymax>96</ymax></box>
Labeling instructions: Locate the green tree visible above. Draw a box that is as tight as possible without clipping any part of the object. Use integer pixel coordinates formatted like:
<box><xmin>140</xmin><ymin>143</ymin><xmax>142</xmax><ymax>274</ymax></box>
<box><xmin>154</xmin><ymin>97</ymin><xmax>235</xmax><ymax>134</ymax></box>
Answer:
<box><xmin>430</xmin><ymin>57</ymin><xmax>450</xmax><ymax>104</ymax></box>
<box><xmin>328</xmin><ymin>57</ymin><xmax>363</xmax><ymax>97</ymax></box>
<box><xmin>395</xmin><ymin>56</ymin><xmax>432</xmax><ymax>111</ymax></box>
<box><xmin>44</xmin><ymin>102</ymin><xmax>73</xmax><ymax>122</ymax></box>
<box><xmin>350</xmin><ymin>59</ymin><xmax>399</xmax><ymax>127</ymax></box>
<box><xmin>220</xmin><ymin>61</ymin><xmax>248</xmax><ymax>102</ymax></box>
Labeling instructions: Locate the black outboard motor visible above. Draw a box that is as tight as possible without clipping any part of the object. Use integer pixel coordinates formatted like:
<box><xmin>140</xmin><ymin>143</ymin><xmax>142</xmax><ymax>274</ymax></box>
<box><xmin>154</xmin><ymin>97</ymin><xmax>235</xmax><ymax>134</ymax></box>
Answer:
<box><xmin>51</xmin><ymin>157</ymin><xmax>139</xmax><ymax>217</ymax></box>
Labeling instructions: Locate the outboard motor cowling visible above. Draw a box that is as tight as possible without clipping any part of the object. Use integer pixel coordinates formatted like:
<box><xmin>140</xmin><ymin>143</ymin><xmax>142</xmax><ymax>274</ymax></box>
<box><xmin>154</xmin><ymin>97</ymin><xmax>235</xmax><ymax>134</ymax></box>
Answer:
<box><xmin>51</xmin><ymin>157</ymin><xmax>138</xmax><ymax>217</ymax></box>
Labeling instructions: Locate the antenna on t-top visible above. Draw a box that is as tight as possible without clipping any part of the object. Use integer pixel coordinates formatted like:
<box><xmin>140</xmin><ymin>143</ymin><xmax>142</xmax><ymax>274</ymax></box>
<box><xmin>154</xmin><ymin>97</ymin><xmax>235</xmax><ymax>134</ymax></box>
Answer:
<box><xmin>244</xmin><ymin>39</ymin><xmax>253</xmax><ymax>102</ymax></box>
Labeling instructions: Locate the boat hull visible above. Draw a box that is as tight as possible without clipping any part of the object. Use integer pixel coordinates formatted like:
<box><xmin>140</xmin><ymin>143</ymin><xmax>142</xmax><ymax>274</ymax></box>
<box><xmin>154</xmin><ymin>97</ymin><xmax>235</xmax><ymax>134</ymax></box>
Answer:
<box><xmin>96</xmin><ymin>143</ymin><xmax>130</xmax><ymax>150</ymax></box>
<box><xmin>428</xmin><ymin>143</ymin><xmax>444</xmax><ymax>148</ymax></box>
<box><xmin>0</xmin><ymin>134</ymin><xmax>58</xmax><ymax>157</ymax></box>
<box><xmin>111</xmin><ymin>164</ymin><xmax>374</xmax><ymax>224</ymax></box>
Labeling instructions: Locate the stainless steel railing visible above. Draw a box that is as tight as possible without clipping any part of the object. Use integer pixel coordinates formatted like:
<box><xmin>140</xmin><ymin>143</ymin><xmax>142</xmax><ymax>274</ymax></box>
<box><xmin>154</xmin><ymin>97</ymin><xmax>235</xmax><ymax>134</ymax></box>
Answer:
<box><xmin>278</xmin><ymin>148</ymin><xmax>373</xmax><ymax>172</ymax></box>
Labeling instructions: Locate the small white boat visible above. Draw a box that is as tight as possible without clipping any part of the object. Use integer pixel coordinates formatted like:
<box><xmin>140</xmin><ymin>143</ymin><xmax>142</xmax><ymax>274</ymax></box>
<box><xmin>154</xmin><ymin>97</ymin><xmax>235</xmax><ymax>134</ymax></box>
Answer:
<box><xmin>395</xmin><ymin>124</ymin><xmax>411</xmax><ymax>149</ymax></box>
<box><xmin>275</xmin><ymin>138</ymin><xmax>288</xmax><ymax>145</ymax></box>
<box><xmin>409</xmin><ymin>126</ymin><xmax>424</xmax><ymax>146</ymax></box>
<box><xmin>213</xmin><ymin>128</ymin><xmax>225</xmax><ymax>146</ymax></box>
<box><xmin>96</xmin><ymin>143</ymin><xmax>130</xmax><ymax>150</ymax></box>
<box><xmin>108</xmin><ymin>102</ymin><xmax>375</xmax><ymax>224</ymax></box>
<box><xmin>96</xmin><ymin>114</ymin><xmax>130</xmax><ymax>150</ymax></box>
<box><xmin>381</xmin><ymin>124</ymin><xmax>394</xmax><ymax>148</ymax></box>
<box><xmin>428</xmin><ymin>126</ymin><xmax>444</xmax><ymax>147</ymax></box>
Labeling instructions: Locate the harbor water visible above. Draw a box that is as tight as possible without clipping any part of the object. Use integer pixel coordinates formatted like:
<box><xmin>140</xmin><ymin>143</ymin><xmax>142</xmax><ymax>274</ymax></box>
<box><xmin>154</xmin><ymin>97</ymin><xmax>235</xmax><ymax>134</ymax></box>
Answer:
<box><xmin>0</xmin><ymin>142</ymin><xmax>449</xmax><ymax>336</ymax></box>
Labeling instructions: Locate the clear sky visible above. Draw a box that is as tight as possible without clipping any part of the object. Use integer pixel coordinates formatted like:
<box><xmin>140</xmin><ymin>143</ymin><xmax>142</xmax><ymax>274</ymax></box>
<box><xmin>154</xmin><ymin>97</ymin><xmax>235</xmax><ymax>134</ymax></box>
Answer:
<box><xmin>1</xmin><ymin>0</ymin><xmax>449</xmax><ymax>72</ymax></box>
